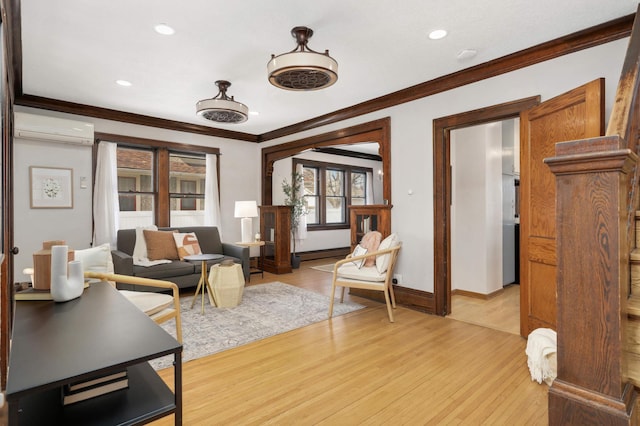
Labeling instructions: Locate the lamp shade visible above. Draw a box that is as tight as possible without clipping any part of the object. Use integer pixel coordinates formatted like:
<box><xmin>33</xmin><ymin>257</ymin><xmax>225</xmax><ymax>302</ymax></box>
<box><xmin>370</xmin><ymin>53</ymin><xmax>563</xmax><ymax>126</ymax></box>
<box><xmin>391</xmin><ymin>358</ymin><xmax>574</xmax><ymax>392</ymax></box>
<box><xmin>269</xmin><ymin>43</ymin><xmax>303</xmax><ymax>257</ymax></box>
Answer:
<box><xmin>234</xmin><ymin>201</ymin><xmax>258</xmax><ymax>218</ymax></box>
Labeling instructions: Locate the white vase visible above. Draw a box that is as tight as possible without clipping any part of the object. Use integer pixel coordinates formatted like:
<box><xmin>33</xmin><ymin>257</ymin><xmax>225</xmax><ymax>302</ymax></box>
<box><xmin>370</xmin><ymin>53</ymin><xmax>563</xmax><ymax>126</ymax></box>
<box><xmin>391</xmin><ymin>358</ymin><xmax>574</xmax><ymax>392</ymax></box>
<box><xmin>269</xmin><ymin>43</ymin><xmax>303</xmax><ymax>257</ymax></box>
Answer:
<box><xmin>50</xmin><ymin>245</ymin><xmax>84</xmax><ymax>302</ymax></box>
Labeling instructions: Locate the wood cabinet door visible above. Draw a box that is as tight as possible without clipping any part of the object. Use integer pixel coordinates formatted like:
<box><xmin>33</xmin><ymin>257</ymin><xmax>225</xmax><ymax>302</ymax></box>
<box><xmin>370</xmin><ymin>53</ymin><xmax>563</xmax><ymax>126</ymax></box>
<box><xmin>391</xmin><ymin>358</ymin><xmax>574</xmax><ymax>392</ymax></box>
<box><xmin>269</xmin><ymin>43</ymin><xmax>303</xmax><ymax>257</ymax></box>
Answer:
<box><xmin>519</xmin><ymin>78</ymin><xmax>604</xmax><ymax>337</ymax></box>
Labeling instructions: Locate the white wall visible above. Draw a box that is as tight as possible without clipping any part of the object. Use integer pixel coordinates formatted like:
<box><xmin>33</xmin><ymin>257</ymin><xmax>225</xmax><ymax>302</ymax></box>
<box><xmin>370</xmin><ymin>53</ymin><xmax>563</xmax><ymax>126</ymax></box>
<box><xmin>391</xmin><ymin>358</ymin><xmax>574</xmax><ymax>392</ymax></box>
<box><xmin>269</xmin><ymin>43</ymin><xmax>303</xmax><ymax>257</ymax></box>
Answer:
<box><xmin>450</xmin><ymin>123</ymin><xmax>503</xmax><ymax>295</ymax></box>
<box><xmin>13</xmin><ymin>138</ymin><xmax>94</xmax><ymax>281</ymax></box>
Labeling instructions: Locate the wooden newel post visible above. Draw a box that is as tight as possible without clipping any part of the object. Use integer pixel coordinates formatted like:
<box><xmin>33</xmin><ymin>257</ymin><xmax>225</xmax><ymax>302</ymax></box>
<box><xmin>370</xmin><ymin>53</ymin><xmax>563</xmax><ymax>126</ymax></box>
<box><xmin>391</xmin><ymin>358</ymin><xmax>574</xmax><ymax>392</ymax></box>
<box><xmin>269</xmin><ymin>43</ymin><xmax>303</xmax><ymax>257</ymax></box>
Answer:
<box><xmin>546</xmin><ymin>136</ymin><xmax>638</xmax><ymax>425</ymax></box>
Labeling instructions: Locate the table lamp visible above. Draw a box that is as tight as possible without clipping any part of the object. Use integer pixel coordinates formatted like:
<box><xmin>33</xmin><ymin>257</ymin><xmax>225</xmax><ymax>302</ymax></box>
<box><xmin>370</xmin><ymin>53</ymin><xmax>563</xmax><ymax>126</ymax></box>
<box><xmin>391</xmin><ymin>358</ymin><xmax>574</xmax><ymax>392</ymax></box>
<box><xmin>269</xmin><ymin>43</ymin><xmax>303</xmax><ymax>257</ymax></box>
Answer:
<box><xmin>234</xmin><ymin>200</ymin><xmax>258</xmax><ymax>243</ymax></box>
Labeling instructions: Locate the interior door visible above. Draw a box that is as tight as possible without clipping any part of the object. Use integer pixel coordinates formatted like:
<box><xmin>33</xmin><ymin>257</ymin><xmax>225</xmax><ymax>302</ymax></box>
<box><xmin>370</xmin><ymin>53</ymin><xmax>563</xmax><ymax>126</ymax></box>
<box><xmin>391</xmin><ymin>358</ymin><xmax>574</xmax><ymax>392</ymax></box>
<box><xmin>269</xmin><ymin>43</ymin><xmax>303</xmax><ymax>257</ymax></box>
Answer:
<box><xmin>520</xmin><ymin>78</ymin><xmax>604</xmax><ymax>337</ymax></box>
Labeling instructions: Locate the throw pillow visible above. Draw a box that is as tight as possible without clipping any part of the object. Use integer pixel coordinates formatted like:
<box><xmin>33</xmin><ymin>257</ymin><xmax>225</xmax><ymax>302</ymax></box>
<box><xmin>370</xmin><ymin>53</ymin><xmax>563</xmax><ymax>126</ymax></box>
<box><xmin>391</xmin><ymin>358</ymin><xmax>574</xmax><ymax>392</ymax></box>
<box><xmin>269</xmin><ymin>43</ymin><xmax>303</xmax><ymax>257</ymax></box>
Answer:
<box><xmin>143</xmin><ymin>230</ymin><xmax>179</xmax><ymax>261</ymax></box>
<box><xmin>74</xmin><ymin>243</ymin><xmax>114</xmax><ymax>274</ymax></box>
<box><xmin>359</xmin><ymin>231</ymin><xmax>382</xmax><ymax>267</ymax></box>
<box><xmin>173</xmin><ymin>232</ymin><xmax>203</xmax><ymax>260</ymax></box>
<box><xmin>376</xmin><ymin>233</ymin><xmax>399</xmax><ymax>274</ymax></box>
<box><xmin>350</xmin><ymin>244</ymin><xmax>368</xmax><ymax>269</ymax></box>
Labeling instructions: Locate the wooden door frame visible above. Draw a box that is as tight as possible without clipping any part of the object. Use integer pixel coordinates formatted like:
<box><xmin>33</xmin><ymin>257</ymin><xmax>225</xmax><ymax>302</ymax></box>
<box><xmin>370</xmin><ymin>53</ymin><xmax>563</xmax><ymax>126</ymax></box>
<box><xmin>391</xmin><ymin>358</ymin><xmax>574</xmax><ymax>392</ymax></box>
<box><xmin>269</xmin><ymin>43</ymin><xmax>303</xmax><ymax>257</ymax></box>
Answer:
<box><xmin>261</xmin><ymin>117</ymin><xmax>391</xmax><ymax>207</ymax></box>
<box><xmin>432</xmin><ymin>96</ymin><xmax>540</xmax><ymax>317</ymax></box>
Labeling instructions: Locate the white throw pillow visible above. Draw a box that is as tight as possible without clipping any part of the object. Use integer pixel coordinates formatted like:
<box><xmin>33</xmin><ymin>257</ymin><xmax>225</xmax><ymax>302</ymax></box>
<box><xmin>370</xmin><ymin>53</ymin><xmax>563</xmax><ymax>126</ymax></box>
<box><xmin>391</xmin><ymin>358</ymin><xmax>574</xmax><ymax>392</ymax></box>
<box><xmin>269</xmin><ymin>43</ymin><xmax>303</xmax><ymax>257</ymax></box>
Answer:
<box><xmin>74</xmin><ymin>243</ymin><xmax>114</xmax><ymax>274</ymax></box>
<box><xmin>350</xmin><ymin>244</ymin><xmax>368</xmax><ymax>269</ymax></box>
<box><xmin>376</xmin><ymin>233</ymin><xmax>399</xmax><ymax>274</ymax></box>
<box><xmin>173</xmin><ymin>232</ymin><xmax>203</xmax><ymax>260</ymax></box>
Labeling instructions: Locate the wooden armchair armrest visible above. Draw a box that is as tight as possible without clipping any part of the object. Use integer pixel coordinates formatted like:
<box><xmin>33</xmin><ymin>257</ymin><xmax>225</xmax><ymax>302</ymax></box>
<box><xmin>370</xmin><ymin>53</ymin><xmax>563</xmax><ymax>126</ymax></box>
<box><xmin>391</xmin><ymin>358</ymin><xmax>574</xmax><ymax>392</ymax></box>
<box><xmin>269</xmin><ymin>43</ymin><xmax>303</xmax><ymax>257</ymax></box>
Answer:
<box><xmin>84</xmin><ymin>271</ymin><xmax>182</xmax><ymax>343</ymax></box>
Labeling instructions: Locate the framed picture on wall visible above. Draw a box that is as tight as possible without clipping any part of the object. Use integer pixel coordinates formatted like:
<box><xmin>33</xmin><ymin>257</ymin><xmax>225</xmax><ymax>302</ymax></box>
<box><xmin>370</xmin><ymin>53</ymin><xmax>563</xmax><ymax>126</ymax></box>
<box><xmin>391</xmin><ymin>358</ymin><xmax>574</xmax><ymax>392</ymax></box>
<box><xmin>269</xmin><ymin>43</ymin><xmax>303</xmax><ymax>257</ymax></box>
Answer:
<box><xmin>30</xmin><ymin>166</ymin><xmax>73</xmax><ymax>208</ymax></box>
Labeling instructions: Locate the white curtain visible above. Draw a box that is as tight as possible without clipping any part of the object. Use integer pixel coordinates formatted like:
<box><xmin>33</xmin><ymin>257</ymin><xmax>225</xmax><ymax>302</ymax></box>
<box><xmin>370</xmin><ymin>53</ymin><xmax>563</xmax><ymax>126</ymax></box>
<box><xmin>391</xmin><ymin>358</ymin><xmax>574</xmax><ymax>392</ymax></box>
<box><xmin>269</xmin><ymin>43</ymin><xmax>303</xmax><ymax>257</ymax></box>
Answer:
<box><xmin>295</xmin><ymin>163</ymin><xmax>308</xmax><ymax>243</ymax></box>
<box><xmin>93</xmin><ymin>141</ymin><xmax>120</xmax><ymax>248</ymax></box>
<box><xmin>204</xmin><ymin>153</ymin><xmax>222</xmax><ymax>236</ymax></box>
<box><xmin>366</xmin><ymin>171</ymin><xmax>374</xmax><ymax>204</ymax></box>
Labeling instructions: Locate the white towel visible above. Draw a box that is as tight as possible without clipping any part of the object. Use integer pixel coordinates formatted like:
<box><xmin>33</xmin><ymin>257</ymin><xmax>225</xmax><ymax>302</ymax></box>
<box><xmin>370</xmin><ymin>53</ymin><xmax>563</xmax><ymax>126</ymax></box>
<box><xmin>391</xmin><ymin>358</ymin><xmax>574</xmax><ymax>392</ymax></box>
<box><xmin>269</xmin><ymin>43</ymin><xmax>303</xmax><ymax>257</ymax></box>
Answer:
<box><xmin>132</xmin><ymin>225</ymin><xmax>172</xmax><ymax>267</ymax></box>
<box><xmin>525</xmin><ymin>327</ymin><xmax>557</xmax><ymax>385</ymax></box>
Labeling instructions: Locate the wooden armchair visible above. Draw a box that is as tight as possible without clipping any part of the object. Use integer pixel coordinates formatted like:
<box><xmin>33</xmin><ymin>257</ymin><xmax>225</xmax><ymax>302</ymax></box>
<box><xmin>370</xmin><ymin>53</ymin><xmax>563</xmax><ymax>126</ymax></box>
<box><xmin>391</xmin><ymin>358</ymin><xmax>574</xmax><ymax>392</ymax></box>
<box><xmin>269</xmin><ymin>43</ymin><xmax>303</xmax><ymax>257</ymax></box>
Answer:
<box><xmin>329</xmin><ymin>240</ymin><xmax>401</xmax><ymax>322</ymax></box>
<box><xmin>84</xmin><ymin>271</ymin><xmax>182</xmax><ymax>343</ymax></box>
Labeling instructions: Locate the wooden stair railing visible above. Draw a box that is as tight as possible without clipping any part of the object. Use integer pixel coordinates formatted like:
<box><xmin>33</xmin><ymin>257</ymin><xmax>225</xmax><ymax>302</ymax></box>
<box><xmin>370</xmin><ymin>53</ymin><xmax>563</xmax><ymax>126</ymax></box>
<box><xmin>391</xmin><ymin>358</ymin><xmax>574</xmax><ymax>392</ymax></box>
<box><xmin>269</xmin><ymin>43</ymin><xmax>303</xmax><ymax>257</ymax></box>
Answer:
<box><xmin>544</xmin><ymin>5</ymin><xmax>640</xmax><ymax>425</ymax></box>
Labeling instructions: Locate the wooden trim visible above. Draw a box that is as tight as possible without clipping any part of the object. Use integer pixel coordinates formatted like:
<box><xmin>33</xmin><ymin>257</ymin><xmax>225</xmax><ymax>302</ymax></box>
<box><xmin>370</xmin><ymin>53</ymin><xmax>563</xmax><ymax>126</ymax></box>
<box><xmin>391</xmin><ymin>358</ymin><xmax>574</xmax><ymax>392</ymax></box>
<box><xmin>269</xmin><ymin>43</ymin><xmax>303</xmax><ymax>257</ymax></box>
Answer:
<box><xmin>95</xmin><ymin>132</ymin><xmax>221</xmax><ymax>155</ymax></box>
<box><xmin>312</xmin><ymin>147</ymin><xmax>381</xmax><ymax>161</ymax></box>
<box><xmin>451</xmin><ymin>287</ymin><xmax>505</xmax><ymax>300</ymax></box>
<box><xmin>432</xmin><ymin>97</ymin><xmax>540</xmax><ymax>317</ymax></box>
<box><xmin>156</xmin><ymin>149</ymin><xmax>170</xmax><ymax>227</ymax></box>
<box><xmin>2</xmin><ymin>0</ymin><xmax>18</xmax><ymax>390</ymax></box>
<box><xmin>298</xmin><ymin>247</ymin><xmax>350</xmax><ymax>261</ymax></box>
<box><xmin>262</xmin><ymin>117</ymin><xmax>391</xmax><ymax>206</ymax></box>
<box><xmin>258</xmin><ymin>14</ymin><xmax>634</xmax><ymax>141</ymax></box>
<box><xmin>350</xmin><ymin>286</ymin><xmax>435</xmax><ymax>314</ymax></box>
<box><xmin>15</xmin><ymin>95</ymin><xmax>259</xmax><ymax>142</ymax></box>
<box><xmin>5</xmin><ymin>7</ymin><xmax>633</xmax><ymax>143</ymax></box>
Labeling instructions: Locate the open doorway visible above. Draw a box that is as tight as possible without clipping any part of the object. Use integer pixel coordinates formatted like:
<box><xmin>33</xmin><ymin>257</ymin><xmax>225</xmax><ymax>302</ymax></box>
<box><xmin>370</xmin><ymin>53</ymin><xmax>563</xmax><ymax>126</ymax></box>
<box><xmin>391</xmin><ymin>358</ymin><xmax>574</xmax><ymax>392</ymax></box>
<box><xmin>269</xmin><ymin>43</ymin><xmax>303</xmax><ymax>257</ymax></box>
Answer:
<box><xmin>432</xmin><ymin>96</ymin><xmax>540</xmax><ymax>323</ymax></box>
<box><xmin>446</xmin><ymin>119</ymin><xmax>520</xmax><ymax>334</ymax></box>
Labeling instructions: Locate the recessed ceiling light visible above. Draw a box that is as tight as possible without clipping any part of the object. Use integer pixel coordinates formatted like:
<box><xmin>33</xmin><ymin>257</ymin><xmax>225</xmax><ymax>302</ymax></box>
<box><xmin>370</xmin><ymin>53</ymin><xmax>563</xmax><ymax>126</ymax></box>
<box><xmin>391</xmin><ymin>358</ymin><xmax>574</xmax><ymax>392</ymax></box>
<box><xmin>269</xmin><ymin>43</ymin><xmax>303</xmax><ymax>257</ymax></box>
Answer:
<box><xmin>249</xmin><ymin>111</ymin><xmax>260</xmax><ymax>116</ymax></box>
<box><xmin>154</xmin><ymin>23</ymin><xmax>175</xmax><ymax>35</ymax></box>
<box><xmin>429</xmin><ymin>29</ymin><xmax>448</xmax><ymax>40</ymax></box>
<box><xmin>116</xmin><ymin>80</ymin><xmax>132</xmax><ymax>87</ymax></box>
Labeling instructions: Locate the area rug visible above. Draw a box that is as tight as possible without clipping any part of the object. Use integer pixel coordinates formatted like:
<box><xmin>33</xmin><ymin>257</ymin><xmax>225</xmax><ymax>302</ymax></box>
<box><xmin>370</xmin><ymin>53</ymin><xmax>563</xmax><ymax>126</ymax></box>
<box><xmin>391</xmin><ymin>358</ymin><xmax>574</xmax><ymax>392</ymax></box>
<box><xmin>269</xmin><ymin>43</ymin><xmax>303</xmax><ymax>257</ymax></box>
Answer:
<box><xmin>310</xmin><ymin>263</ymin><xmax>335</xmax><ymax>273</ymax></box>
<box><xmin>150</xmin><ymin>281</ymin><xmax>364</xmax><ymax>369</ymax></box>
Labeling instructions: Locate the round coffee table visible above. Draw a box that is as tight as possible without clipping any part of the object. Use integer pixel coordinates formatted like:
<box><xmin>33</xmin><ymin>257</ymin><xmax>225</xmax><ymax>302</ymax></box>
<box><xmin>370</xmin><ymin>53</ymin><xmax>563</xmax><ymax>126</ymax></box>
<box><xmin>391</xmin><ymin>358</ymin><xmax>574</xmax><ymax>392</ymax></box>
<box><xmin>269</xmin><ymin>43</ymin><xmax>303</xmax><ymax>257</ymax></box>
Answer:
<box><xmin>184</xmin><ymin>254</ymin><xmax>224</xmax><ymax>313</ymax></box>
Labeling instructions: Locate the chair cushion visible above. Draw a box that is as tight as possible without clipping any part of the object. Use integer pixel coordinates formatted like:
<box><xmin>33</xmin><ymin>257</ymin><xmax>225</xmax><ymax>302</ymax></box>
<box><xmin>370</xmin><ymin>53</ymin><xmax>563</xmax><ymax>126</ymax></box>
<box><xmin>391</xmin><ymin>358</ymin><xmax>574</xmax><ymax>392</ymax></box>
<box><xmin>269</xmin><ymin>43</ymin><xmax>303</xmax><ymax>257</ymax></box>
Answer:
<box><xmin>376</xmin><ymin>233</ymin><xmax>399</xmax><ymax>273</ymax></box>
<box><xmin>360</xmin><ymin>231</ymin><xmax>381</xmax><ymax>267</ymax></box>
<box><xmin>337</xmin><ymin>263</ymin><xmax>386</xmax><ymax>282</ymax></box>
<box><xmin>143</xmin><ymin>230</ymin><xmax>179</xmax><ymax>261</ymax></box>
<box><xmin>119</xmin><ymin>290</ymin><xmax>173</xmax><ymax>316</ymax></box>
<box><xmin>173</xmin><ymin>232</ymin><xmax>202</xmax><ymax>260</ymax></box>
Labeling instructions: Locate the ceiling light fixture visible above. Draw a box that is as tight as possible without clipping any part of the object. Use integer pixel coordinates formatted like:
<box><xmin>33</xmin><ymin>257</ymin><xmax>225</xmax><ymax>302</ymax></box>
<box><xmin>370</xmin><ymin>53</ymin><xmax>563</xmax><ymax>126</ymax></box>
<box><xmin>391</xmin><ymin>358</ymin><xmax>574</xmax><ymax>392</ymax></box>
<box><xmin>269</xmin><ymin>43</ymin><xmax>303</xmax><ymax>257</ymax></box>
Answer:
<box><xmin>116</xmin><ymin>79</ymin><xmax>132</xmax><ymax>87</ymax></box>
<box><xmin>196</xmin><ymin>80</ymin><xmax>248</xmax><ymax>124</ymax></box>
<box><xmin>267</xmin><ymin>26</ymin><xmax>338</xmax><ymax>91</ymax></box>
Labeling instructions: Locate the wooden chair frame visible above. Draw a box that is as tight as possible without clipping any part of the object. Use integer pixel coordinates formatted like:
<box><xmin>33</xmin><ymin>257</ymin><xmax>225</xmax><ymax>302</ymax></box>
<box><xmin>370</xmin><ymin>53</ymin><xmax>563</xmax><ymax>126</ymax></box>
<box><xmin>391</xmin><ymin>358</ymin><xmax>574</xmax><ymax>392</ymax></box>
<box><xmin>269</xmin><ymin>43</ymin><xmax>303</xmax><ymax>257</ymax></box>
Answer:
<box><xmin>329</xmin><ymin>244</ymin><xmax>401</xmax><ymax>322</ymax></box>
<box><xmin>84</xmin><ymin>271</ymin><xmax>182</xmax><ymax>343</ymax></box>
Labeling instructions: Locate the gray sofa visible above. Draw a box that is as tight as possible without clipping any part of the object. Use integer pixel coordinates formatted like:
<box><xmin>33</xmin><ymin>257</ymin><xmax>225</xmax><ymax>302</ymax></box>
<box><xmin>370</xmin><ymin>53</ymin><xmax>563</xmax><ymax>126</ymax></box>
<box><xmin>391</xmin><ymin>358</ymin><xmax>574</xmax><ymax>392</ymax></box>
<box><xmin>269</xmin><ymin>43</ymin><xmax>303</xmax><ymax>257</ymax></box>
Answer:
<box><xmin>111</xmin><ymin>226</ymin><xmax>249</xmax><ymax>292</ymax></box>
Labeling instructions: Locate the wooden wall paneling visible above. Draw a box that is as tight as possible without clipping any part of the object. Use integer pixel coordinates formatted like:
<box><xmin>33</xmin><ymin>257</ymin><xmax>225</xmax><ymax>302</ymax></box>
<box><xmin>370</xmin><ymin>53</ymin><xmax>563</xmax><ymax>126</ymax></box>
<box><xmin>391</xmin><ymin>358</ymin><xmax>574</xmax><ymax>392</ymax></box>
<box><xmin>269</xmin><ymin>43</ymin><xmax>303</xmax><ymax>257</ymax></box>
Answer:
<box><xmin>546</xmin><ymin>138</ymin><xmax>638</xmax><ymax>425</ymax></box>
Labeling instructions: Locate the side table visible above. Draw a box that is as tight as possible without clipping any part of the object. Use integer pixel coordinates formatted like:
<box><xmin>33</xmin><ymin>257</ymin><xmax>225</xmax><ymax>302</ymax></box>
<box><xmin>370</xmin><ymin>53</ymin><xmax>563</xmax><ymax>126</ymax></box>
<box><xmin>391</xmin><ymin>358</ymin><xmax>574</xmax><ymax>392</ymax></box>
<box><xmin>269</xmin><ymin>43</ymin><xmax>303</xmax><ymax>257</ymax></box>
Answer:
<box><xmin>184</xmin><ymin>253</ymin><xmax>223</xmax><ymax>313</ymax></box>
<box><xmin>235</xmin><ymin>241</ymin><xmax>265</xmax><ymax>281</ymax></box>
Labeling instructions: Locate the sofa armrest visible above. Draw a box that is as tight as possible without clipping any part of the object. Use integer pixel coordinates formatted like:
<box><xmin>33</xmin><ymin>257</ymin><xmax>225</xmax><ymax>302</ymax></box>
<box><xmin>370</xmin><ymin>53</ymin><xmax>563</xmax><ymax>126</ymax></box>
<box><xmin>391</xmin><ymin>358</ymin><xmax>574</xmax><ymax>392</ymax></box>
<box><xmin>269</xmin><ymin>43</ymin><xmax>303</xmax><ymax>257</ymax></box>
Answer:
<box><xmin>222</xmin><ymin>243</ymin><xmax>250</xmax><ymax>279</ymax></box>
<box><xmin>111</xmin><ymin>249</ymin><xmax>134</xmax><ymax>276</ymax></box>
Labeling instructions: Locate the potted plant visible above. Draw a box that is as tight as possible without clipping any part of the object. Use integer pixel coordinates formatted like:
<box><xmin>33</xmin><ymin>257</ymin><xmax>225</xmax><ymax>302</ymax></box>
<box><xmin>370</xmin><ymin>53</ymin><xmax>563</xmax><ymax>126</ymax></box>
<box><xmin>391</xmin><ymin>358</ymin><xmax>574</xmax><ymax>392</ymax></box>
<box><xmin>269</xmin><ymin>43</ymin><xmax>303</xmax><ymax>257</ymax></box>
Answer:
<box><xmin>282</xmin><ymin>171</ymin><xmax>307</xmax><ymax>269</ymax></box>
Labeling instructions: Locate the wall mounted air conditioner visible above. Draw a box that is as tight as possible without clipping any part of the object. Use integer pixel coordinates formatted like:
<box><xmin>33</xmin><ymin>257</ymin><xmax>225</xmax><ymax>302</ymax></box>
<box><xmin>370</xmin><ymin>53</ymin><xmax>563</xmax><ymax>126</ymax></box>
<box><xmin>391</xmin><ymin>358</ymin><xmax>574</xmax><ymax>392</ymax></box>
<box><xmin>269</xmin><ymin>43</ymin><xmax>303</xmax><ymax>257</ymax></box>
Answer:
<box><xmin>14</xmin><ymin>112</ymin><xmax>95</xmax><ymax>146</ymax></box>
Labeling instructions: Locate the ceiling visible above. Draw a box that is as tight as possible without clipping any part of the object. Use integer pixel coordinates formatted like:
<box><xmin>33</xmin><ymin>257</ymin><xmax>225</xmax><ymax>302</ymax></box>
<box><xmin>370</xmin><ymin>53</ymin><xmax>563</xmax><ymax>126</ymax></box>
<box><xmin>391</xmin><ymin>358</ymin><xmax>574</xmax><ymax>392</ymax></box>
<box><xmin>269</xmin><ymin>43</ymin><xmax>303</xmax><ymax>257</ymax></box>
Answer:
<box><xmin>19</xmin><ymin>0</ymin><xmax>639</xmax><ymax>136</ymax></box>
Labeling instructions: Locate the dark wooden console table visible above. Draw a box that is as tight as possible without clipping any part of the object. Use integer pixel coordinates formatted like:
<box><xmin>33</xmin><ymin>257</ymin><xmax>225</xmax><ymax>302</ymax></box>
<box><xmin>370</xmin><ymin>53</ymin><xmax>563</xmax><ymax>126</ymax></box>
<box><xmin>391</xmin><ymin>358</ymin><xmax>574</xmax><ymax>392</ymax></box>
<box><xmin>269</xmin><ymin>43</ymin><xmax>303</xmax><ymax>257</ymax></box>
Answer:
<box><xmin>6</xmin><ymin>281</ymin><xmax>182</xmax><ymax>425</ymax></box>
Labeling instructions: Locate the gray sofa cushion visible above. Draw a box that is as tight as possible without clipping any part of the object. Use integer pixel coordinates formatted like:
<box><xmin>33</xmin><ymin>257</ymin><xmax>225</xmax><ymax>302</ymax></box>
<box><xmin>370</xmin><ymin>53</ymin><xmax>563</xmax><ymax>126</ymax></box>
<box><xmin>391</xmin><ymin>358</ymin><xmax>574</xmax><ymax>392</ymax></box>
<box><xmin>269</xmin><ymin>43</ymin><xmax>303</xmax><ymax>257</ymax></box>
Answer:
<box><xmin>133</xmin><ymin>261</ymin><xmax>195</xmax><ymax>280</ymax></box>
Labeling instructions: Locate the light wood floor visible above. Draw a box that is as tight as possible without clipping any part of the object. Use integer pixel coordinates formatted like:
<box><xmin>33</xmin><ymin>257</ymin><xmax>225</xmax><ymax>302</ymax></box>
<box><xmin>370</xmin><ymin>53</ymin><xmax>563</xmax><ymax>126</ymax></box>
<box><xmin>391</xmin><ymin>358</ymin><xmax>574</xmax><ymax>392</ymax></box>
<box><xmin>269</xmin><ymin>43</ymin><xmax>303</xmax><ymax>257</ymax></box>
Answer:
<box><xmin>151</xmin><ymin>259</ymin><xmax>548</xmax><ymax>425</ymax></box>
<box><xmin>448</xmin><ymin>284</ymin><xmax>520</xmax><ymax>335</ymax></box>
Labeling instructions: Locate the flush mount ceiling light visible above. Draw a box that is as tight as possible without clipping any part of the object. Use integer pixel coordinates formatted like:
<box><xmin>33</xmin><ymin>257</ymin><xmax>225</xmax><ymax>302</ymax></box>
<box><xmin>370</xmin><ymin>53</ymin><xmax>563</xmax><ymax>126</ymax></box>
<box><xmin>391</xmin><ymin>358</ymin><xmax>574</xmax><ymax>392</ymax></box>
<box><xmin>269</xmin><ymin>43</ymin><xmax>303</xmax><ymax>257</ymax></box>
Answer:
<box><xmin>196</xmin><ymin>80</ymin><xmax>248</xmax><ymax>124</ymax></box>
<box><xmin>267</xmin><ymin>26</ymin><xmax>338</xmax><ymax>91</ymax></box>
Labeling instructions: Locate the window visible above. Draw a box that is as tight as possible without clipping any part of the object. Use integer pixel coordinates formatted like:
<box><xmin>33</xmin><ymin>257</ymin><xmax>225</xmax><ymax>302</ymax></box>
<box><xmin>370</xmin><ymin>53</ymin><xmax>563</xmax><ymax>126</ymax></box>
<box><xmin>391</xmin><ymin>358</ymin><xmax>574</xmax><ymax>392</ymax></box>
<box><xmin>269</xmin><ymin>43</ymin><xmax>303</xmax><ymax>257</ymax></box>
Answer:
<box><xmin>351</xmin><ymin>171</ymin><xmax>366</xmax><ymax>206</ymax></box>
<box><xmin>169</xmin><ymin>152</ymin><xmax>205</xmax><ymax>224</ymax></box>
<box><xmin>110</xmin><ymin>137</ymin><xmax>219</xmax><ymax>228</ymax></box>
<box><xmin>295</xmin><ymin>159</ymin><xmax>371</xmax><ymax>229</ymax></box>
<box><xmin>117</xmin><ymin>147</ymin><xmax>154</xmax><ymax>228</ymax></box>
